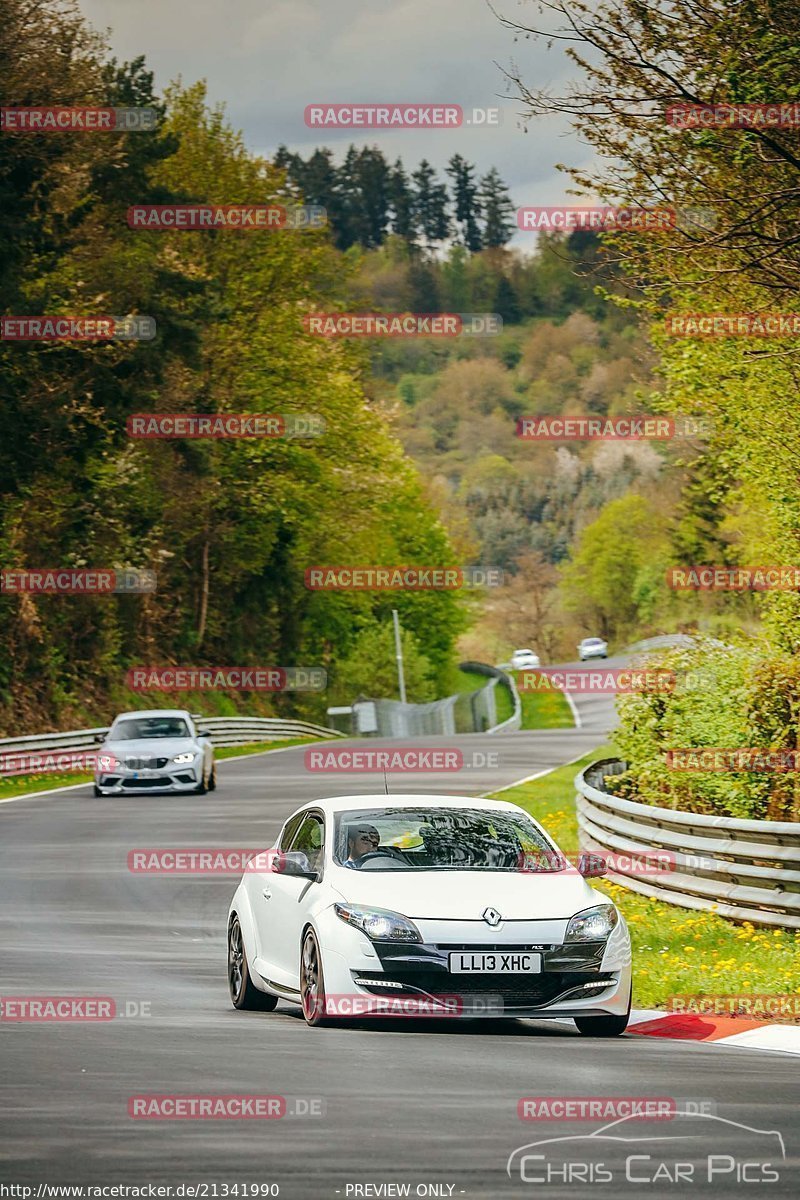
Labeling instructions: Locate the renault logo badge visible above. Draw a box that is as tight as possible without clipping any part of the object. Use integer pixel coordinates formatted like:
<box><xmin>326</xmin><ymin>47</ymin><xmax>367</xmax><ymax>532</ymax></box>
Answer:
<box><xmin>482</xmin><ymin>907</ymin><xmax>502</xmax><ymax>927</ymax></box>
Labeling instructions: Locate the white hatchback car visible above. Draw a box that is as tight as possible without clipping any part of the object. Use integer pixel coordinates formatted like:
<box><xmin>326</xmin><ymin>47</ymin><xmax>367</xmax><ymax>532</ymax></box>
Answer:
<box><xmin>578</xmin><ymin>637</ymin><xmax>608</xmax><ymax>661</ymax></box>
<box><xmin>510</xmin><ymin>648</ymin><xmax>541</xmax><ymax>670</ymax></box>
<box><xmin>227</xmin><ymin>794</ymin><xmax>632</xmax><ymax>1035</ymax></box>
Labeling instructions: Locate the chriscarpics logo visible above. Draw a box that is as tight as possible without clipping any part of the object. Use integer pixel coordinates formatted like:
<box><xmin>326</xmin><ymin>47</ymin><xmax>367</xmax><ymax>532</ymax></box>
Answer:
<box><xmin>507</xmin><ymin>1112</ymin><xmax>785</xmax><ymax>1186</ymax></box>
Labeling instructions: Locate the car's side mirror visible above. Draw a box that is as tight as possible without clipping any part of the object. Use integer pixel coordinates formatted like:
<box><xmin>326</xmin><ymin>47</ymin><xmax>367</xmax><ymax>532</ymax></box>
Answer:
<box><xmin>94</xmin><ymin>732</ymin><xmax>107</xmax><ymax>744</ymax></box>
<box><xmin>275</xmin><ymin>850</ymin><xmax>319</xmax><ymax>880</ymax></box>
<box><xmin>577</xmin><ymin>851</ymin><xmax>607</xmax><ymax>878</ymax></box>
<box><xmin>196</xmin><ymin>731</ymin><xmax>210</xmax><ymax>738</ymax></box>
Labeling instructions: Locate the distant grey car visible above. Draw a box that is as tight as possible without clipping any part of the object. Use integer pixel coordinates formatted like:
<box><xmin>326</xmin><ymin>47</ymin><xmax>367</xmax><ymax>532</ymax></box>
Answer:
<box><xmin>578</xmin><ymin>637</ymin><xmax>608</xmax><ymax>661</ymax></box>
<box><xmin>94</xmin><ymin>709</ymin><xmax>215</xmax><ymax>797</ymax></box>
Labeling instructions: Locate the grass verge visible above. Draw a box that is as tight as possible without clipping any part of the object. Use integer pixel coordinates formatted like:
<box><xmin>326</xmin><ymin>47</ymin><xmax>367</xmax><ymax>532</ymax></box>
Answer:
<box><xmin>491</xmin><ymin>747</ymin><xmax>800</xmax><ymax>1013</ymax></box>
<box><xmin>0</xmin><ymin>736</ymin><xmax>324</xmax><ymax>802</ymax></box>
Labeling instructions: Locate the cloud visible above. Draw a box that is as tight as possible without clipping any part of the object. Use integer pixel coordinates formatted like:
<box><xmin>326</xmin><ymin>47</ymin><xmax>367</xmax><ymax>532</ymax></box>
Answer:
<box><xmin>79</xmin><ymin>0</ymin><xmax>594</xmax><ymax>228</ymax></box>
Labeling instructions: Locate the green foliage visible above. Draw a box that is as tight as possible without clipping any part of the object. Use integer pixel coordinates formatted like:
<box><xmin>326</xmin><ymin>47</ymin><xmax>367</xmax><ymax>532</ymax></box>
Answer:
<box><xmin>0</xmin><ymin>3</ymin><xmax>466</xmax><ymax>732</ymax></box>
<box><xmin>611</xmin><ymin>640</ymin><xmax>800</xmax><ymax>820</ymax></box>
<box><xmin>559</xmin><ymin>495</ymin><xmax>673</xmax><ymax>641</ymax></box>
<box><xmin>329</xmin><ymin>620</ymin><xmax>436</xmax><ymax>704</ymax></box>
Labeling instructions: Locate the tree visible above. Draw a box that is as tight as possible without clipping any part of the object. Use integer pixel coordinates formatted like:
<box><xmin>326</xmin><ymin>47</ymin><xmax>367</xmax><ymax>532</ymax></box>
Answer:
<box><xmin>559</xmin><ymin>495</ymin><xmax>673</xmax><ymax>641</ymax></box>
<box><xmin>388</xmin><ymin>158</ymin><xmax>415</xmax><ymax>241</ymax></box>
<box><xmin>480</xmin><ymin>167</ymin><xmax>515</xmax><ymax>248</ymax></box>
<box><xmin>492</xmin><ymin>275</ymin><xmax>521</xmax><ymax>324</ymax></box>
<box><xmin>446</xmin><ymin>154</ymin><xmax>483</xmax><ymax>251</ymax></box>
<box><xmin>411</xmin><ymin>160</ymin><xmax>450</xmax><ymax>244</ymax></box>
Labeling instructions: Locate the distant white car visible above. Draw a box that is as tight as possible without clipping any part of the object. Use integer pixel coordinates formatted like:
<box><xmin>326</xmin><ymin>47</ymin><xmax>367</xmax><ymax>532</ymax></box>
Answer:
<box><xmin>94</xmin><ymin>709</ymin><xmax>216</xmax><ymax>796</ymax></box>
<box><xmin>227</xmin><ymin>793</ymin><xmax>632</xmax><ymax>1035</ymax></box>
<box><xmin>578</xmin><ymin>637</ymin><xmax>608</xmax><ymax>661</ymax></box>
<box><xmin>510</xmin><ymin>648</ymin><xmax>541</xmax><ymax>670</ymax></box>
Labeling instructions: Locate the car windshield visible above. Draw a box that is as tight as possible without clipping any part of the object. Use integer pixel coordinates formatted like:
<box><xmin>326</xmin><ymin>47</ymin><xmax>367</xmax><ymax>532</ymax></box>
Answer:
<box><xmin>110</xmin><ymin>717</ymin><xmax>191</xmax><ymax>740</ymax></box>
<box><xmin>333</xmin><ymin>806</ymin><xmax>563</xmax><ymax>871</ymax></box>
<box><xmin>582</xmin><ymin>638</ymin><xmax>603</xmax><ymax>646</ymax></box>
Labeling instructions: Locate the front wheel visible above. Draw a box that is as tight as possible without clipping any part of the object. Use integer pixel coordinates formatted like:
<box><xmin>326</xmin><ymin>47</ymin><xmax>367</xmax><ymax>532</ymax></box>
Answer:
<box><xmin>207</xmin><ymin>764</ymin><xmax>217</xmax><ymax>791</ymax></box>
<box><xmin>228</xmin><ymin>916</ymin><xmax>279</xmax><ymax>1011</ymax></box>
<box><xmin>300</xmin><ymin>929</ymin><xmax>329</xmax><ymax>1026</ymax></box>
<box><xmin>574</xmin><ymin>986</ymin><xmax>630</xmax><ymax>1037</ymax></box>
<box><xmin>93</xmin><ymin>784</ymin><xmax>103</xmax><ymax>797</ymax></box>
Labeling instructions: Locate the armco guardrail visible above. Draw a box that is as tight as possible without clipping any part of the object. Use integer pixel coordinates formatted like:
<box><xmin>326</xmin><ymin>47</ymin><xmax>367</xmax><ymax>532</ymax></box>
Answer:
<box><xmin>576</xmin><ymin>758</ymin><xmax>800</xmax><ymax>930</ymax></box>
<box><xmin>458</xmin><ymin>661</ymin><xmax>521</xmax><ymax>733</ymax></box>
<box><xmin>0</xmin><ymin>716</ymin><xmax>342</xmax><ymax>769</ymax></box>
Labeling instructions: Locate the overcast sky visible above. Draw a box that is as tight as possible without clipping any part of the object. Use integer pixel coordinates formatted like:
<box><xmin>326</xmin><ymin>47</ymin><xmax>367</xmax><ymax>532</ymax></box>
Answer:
<box><xmin>79</xmin><ymin>0</ymin><xmax>593</xmax><ymax>236</ymax></box>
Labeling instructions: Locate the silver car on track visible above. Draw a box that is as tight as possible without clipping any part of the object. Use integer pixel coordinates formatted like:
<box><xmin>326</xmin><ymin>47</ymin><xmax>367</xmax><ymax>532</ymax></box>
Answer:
<box><xmin>93</xmin><ymin>709</ymin><xmax>216</xmax><ymax>796</ymax></box>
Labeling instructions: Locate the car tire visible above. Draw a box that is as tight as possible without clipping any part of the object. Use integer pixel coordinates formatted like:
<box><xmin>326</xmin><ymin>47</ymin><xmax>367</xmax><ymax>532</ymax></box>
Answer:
<box><xmin>93</xmin><ymin>784</ymin><xmax>103</xmax><ymax>797</ymax></box>
<box><xmin>228</xmin><ymin>916</ymin><xmax>278</xmax><ymax>1011</ymax></box>
<box><xmin>207</xmin><ymin>765</ymin><xmax>217</xmax><ymax>791</ymax></box>
<box><xmin>194</xmin><ymin>770</ymin><xmax>207</xmax><ymax>795</ymax></box>
<box><xmin>300</xmin><ymin>929</ymin><xmax>329</xmax><ymax>1026</ymax></box>
<box><xmin>574</xmin><ymin>986</ymin><xmax>631</xmax><ymax>1037</ymax></box>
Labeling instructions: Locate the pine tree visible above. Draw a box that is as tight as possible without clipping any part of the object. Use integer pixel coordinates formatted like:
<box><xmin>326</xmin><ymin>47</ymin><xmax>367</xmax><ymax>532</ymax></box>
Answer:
<box><xmin>411</xmin><ymin>160</ymin><xmax>450</xmax><ymax>244</ymax></box>
<box><xmin>389</xmin><ymin>159</ymin><xmax>415</xmax><ymax>242</ymax></box>
<box><xmin>480</xmin><ymin>167</ymin><xmax>515</xmax><ymax>248</ymax></box>
<box><xmin>446</xmin><ymin>154</ymin><xmax>483</xmax><ymax>251</ymax></box>
<box><xmin>354</xmin><ymin>146</ymin><xmax>391</xmax><ymax>248</ymax></box>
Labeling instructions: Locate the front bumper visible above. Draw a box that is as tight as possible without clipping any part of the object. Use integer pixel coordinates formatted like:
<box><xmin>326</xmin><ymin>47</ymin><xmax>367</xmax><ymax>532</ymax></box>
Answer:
<box><xmin>315</xmin><ymin>914</ymin><xmax>632</xmax><ymax>1020</ymax></box>
<box><xmin>95</xmin><ymin>765</ymin><xmax>202</xmax><ymax>793</ymax></box>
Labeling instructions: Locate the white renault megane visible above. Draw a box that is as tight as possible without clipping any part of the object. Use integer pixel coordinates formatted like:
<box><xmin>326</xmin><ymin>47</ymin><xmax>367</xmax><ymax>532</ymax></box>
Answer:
<box><xmin>227</xmin><ymin>794</ymin><xmax>632</xmax><ymax>1034</ymax></box>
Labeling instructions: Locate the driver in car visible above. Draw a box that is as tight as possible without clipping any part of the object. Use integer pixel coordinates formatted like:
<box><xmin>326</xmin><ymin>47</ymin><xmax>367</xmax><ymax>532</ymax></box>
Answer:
<box><xmin>343</xmin><ymin>824</ymin><xmax>381</xmax><ymax>868</ymax></box>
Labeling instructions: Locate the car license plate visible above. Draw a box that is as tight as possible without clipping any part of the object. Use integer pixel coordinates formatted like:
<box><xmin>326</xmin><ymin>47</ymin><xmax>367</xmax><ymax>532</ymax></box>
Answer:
<box><xmin>448</xmin><ymin>952</ymin><xmax>542</xmax><ymax>974</ymax></box>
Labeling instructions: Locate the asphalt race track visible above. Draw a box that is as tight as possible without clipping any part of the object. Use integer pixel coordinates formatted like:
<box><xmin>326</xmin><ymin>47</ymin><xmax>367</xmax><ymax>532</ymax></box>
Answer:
<box><xmin>1</xmin><ymin>665</ymin><xmax>798</xmax><ymax>1197</ymax></box>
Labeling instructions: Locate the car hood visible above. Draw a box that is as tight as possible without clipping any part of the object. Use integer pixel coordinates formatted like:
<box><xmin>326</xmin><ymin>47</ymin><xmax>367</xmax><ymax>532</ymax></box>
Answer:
<box><xmin>101</xmin><ymin>737</ymin><xmax>199</xmax><ymax>757</ymax></box>
<box><xmin>334</xmin><ymin>868</ymin><xmax>602</xmax><ymax>921</ymax></box>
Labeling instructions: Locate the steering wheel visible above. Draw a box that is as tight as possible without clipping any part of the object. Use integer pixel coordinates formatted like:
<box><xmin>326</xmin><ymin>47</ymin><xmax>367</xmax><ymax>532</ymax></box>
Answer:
<box><xmin>355</xmin><ymin>848</ymin><xmax>407</xmax><ymax>866</ymax></box>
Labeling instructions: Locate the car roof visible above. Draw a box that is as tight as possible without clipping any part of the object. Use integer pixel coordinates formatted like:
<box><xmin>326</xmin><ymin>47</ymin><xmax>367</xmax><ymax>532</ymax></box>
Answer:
<box><xmin>289</xmin><ymin>793</ymin><xmax>532</xmax><ymax>819</ymax></box>
<box><xmin>111</xmin><ymin>709</ymin><xmax>194</xmax><ymax>721</ymax></box>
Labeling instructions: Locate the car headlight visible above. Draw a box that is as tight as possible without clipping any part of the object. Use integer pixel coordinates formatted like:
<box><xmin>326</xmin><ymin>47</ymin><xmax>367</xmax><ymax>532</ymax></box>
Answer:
<box><xmin>172</xmin><ymin>752</ymin><xmax>197</xmax><ymax>764</ymax></box>
<box><xmin>334</xmin><ymin>903</ymin><xmax>422</xmax><ymax>943</ymax></box>
<box><xmin>565</xmin><ymin>903</ymin><xmax>618</xmax><ymax>941</ymax></box>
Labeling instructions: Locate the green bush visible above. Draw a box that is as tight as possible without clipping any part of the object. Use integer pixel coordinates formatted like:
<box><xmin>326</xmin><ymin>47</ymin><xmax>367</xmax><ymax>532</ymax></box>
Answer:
<box><xmin>609</xmin><ymin>638</ymin><xmax>800</xmax><ymax>820</ymax></box>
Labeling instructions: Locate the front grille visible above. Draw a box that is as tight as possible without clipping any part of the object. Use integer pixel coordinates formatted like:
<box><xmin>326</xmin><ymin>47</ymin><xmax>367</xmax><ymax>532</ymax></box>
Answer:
<box><xmin>121</xmin><ymin>777</ymin><xmax>170</xmax><ymax>788</ymax></box>
<box><xmin>355</xmin><ymin>969</ymin><xmax>615</xmax><ymax>1008</ymax></box>
<box><xmin>436</xmin><ymin>943</ymin><xmax>554</xmax><ymax>952</ymax></box>
<box><xmin>124</xmin><ymin>757</ymin><xmax>169</xmax><ymax>770</ymax></box>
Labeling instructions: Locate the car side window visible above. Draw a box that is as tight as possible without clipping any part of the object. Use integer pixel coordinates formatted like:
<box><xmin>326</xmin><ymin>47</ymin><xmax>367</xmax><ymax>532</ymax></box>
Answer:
<box><xmin>278</xmin><ymin>812</ymin><xmax>305</xmax><ymax>851</ymax></box>
<box><xmin>289</xmin><ymin>814</ymin><xmax>324</xmax><ymax>872</ymax></box>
